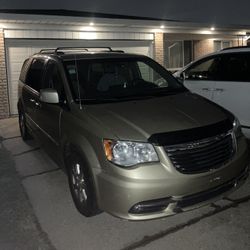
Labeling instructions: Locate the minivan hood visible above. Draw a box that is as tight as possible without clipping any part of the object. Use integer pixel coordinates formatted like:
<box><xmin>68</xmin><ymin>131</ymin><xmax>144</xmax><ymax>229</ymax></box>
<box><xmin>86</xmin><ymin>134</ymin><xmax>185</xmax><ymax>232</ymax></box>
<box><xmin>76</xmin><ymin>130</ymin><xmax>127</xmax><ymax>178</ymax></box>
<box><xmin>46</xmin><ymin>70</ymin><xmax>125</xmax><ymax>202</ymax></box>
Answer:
<box><xmin>85</xmin><ymin>92</ymin><xmax>229</xmax><ymax>141</ymax></box>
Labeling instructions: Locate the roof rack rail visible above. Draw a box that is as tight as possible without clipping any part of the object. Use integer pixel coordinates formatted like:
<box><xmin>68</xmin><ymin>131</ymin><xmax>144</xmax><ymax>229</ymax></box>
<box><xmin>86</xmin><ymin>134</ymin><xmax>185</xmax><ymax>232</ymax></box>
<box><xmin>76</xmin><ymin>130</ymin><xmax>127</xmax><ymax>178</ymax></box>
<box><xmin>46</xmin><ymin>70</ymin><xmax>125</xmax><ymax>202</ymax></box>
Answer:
<box><xmin>38</xmin><ymin>47</ymin><xmax>124</xmax><ymax>55</ymax></box>
<box><xmin>55</xmin><ymin>47</ymin><xmax>117</xmax><ymax>53</ymax></box>
<box><xmin>221</xmin><ymin>46</ymin><xmax>250</xmax><ymax>51</ymax></box>
<box><xmin>39</xmin><ymin>49</ymin><xmax>57</xmax><ymax>54</ymax></box>
<box><xmin>112</xmin><ymin>50</ymin><xmax>125</xmax><ymax>53</ymax></box>
<box><xmin>55</xmin><ymin>47</ymin><xmax>92</xmax><ymax>53</ymax></box>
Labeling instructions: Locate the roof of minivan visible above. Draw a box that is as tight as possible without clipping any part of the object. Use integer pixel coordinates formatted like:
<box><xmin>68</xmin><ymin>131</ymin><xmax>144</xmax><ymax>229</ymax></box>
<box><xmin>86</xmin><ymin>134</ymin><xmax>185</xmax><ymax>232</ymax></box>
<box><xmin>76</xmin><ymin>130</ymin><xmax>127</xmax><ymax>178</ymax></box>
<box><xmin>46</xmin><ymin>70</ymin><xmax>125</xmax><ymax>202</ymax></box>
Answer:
<box><xmin>33</xmin><ymin>48</ymin><xmax>149</xmax><ymax>61</ymax></box>
<box><xmin>194</xmin><ymin>47</ymin><xmax>250</xmax><ymax>61</ymax></box>
<box><xmin>57</xmin><ymin>52</ymin><xmax>148</xmax><ymax>61</ymax></box>
<box><xmin>178</xmin><ymin>46</ymin><xmax>250</xmax><ymax>71</ymax></box>
<box><xmin>217</xmin><ymin>46</ymin><xmax>250</xmax><ymax>54</ymax></box>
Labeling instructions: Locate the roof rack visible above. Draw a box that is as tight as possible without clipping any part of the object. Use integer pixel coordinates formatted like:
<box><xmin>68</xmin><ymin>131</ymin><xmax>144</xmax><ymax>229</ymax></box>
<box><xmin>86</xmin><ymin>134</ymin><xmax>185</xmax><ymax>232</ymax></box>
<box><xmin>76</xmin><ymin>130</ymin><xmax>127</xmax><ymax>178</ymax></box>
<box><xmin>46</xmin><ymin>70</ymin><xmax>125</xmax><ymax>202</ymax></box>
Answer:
<box><xmin>39</xmin><ymin>49</ymin><xmax>58</xmax><ymax>54</ymax></box>
<box><xmin>55</xmin><ymin>47</ymin><xmax>113</xmax><ymax>53</ymax></box>
<box><xmin>221</xmin><ymin>46</ymin><xmax>250</xmax><ymax>51</ymax></box>
<box><xmin>39</xmin><ymin>47</ymin><xmax>124</xmax><ymax>55</ymax></box>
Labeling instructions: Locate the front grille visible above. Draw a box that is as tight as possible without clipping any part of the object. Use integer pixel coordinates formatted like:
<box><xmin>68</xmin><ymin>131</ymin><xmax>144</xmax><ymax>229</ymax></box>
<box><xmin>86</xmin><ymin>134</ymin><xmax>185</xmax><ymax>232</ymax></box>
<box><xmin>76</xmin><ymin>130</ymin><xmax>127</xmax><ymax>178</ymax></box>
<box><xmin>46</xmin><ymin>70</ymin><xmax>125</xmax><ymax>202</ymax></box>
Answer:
<box><xmin>176</xmin><ymin>165</ymin><xmax>249</xmax><ymax>208</ymax></box>
<box><xmin>164</xmin><ymin>131</ymin><xmax>236</xmax><ymax>174</ymax></box>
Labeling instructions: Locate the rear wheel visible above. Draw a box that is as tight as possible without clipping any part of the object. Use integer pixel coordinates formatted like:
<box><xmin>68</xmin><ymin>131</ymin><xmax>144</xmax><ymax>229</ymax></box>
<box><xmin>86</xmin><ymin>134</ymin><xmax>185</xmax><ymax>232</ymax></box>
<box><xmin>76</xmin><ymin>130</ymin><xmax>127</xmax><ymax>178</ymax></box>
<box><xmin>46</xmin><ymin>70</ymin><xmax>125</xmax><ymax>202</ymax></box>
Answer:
<box><xmin>66</xmin><ymin>151</ymin><xmax>100</xmax><ymax>217</ymax></box>
<box><xmin>18</xmin><ymin>111</ymin><xmax>32</xmax><ymax>140</ymax></box>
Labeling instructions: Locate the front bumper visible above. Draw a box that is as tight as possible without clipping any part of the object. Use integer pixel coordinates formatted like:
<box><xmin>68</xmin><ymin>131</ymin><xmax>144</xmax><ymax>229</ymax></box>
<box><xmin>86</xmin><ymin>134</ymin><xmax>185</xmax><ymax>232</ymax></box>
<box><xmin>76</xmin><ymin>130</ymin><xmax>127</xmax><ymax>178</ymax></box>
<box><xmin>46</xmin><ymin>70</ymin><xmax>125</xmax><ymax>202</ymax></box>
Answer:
<box><xmin>129</xmin><ymin>165</ymin><xmax>249</xmax><ymax>215</ymax></box>
<box><xmin>95</xmin><ymin>137</ymin><xmax>250</xmax><ymax>220</ymax></box>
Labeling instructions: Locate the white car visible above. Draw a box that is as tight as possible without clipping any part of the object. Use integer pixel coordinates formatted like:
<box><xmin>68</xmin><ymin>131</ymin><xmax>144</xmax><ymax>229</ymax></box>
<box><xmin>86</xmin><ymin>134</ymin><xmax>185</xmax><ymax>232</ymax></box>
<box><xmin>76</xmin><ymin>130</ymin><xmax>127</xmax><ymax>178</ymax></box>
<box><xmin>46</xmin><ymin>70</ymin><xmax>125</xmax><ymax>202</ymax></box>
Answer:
<box><xmin>174</xmin><ymin>46</ymin><xmax>250</xmax><ymax>138</ymax></box>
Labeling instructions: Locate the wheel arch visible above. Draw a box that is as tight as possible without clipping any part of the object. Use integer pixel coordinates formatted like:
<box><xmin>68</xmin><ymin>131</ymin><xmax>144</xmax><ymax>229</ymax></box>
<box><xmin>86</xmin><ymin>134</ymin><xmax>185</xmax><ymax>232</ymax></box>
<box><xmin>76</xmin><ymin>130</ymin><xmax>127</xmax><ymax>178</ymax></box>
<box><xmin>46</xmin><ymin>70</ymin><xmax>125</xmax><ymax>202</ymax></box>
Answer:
<box><xmin>62</xmin><ymin>135</ymin><xmax>103</xmax><ymax>204</ymax></box>
<box><xmin>62</xmin><ymin>136</ymin><xmax>102</xmax><ymax>170</ymax></box>
<box><xmin>17</xmin><ymin>99</ymin><xmax>22</xmax><ymax>113</ymax></box>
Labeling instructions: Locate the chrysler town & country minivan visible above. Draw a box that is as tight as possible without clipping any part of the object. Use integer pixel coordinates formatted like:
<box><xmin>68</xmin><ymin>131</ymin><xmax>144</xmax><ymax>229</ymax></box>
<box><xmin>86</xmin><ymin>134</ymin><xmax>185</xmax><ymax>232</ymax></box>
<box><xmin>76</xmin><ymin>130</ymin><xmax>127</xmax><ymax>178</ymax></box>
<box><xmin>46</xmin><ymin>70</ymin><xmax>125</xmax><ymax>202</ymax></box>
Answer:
<box><xmin>17</xmin><ymin>47</ymin><xmax>249</xmax><ymax>220</ymax></box>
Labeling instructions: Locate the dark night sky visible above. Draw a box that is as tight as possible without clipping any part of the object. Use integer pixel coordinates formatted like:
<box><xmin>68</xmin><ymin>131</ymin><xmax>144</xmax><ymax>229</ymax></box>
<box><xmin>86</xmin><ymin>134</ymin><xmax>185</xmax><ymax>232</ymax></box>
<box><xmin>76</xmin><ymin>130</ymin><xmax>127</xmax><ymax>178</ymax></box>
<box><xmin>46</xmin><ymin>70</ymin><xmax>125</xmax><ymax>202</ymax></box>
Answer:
<box><xmin>0</xmin><ymin>0</ymin><xmax>249</xmax><ymax>27</ymax></box>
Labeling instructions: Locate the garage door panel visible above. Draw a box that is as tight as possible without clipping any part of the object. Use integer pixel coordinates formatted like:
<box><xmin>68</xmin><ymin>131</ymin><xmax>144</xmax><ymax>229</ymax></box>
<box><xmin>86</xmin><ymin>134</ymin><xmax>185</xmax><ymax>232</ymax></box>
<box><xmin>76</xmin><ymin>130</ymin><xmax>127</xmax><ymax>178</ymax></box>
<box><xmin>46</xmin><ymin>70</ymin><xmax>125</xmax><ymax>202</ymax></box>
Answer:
<box><xmin>6</xmin><ymin>39</ymin><xmax>153</xmax><ymax>115</ymax></box>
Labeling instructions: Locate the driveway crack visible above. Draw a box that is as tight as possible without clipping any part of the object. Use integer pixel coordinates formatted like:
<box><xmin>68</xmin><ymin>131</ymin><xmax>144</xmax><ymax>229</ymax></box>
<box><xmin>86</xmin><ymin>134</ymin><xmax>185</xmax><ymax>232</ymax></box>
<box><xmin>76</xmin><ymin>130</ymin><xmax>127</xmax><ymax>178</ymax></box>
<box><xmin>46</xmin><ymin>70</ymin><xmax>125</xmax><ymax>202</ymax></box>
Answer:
<box><xmin>1</xmin><ymin>135</ymin><xmax>22</xmax><ymax>141</ymax></box>
<box><xmin>22</xmin><ymin>168</ymin><xmax>61</xmax><ymax>180</ymax></box>
<box><xmin>13</xmin><ymin>147</ymin><xmax>40</xmax><ymax>157</ymax></box>
<box><xmin>121</xmin><ymin>195</ymin><xmax>250</xmax><ymax>250</ymax></box>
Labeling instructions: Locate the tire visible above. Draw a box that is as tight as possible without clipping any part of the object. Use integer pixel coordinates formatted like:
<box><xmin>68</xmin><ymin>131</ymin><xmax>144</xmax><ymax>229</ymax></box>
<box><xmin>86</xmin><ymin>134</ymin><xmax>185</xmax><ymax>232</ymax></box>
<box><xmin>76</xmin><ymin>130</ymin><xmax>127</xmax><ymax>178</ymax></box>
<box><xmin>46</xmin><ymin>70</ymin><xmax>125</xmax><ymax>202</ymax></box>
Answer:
<box><xmin>18</xmin><ymin>111</ymin><xmax>32</xmax><ymax>141</ymax></box>
<box><xmin>66</xmin><ymin>151</ymin><xmax>101</xmax><ymax>217</ymax></box>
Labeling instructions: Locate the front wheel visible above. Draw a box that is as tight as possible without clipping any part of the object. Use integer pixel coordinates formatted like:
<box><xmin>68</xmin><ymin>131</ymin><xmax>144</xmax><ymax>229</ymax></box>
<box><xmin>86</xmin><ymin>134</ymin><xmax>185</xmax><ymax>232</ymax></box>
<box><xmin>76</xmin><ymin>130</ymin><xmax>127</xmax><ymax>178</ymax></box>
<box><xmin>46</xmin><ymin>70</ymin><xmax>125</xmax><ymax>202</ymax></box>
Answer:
<box><xmin>18</xmin><ymin>111</ymin><xmax>32</xmax><ymax>141</ymax></box>
<box><xmin>66</xmin><ymin>151</ymin><xmax>101</xmax><ymax>217</ymax></box>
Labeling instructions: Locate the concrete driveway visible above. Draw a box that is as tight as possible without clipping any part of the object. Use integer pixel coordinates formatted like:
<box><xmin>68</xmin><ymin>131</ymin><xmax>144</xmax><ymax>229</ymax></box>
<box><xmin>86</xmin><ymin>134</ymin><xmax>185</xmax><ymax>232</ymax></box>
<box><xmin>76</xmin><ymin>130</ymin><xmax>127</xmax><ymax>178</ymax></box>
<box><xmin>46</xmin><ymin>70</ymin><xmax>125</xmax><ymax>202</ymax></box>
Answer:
<box><xmin>1</xmin><ymin>117</ymin><xmax>250</xmax><ymax>250</ymax></box>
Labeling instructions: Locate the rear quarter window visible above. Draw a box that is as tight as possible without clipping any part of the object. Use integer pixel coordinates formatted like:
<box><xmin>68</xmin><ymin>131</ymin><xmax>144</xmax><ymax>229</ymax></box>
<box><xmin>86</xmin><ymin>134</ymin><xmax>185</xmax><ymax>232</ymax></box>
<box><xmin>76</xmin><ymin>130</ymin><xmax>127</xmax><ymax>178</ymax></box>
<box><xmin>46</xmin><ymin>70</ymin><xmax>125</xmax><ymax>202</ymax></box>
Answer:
<box><xmin>185</xmin><ymin>56</ymin><xmax>222</xmax><ymax>81</ymax></box>
<box><xmin>25</xmin><ymin>58</ymin><xmax>46</xmax><ymax>92</ymax></box>
<box><xmin>19</xmin><ymin>58</ymin><xmax>31</xmax><ymax>83</ymax></box>
<box><xmin>219</xmin><ymin>53</ymin><xmax>250</xmax><ymax>82</ymax></box>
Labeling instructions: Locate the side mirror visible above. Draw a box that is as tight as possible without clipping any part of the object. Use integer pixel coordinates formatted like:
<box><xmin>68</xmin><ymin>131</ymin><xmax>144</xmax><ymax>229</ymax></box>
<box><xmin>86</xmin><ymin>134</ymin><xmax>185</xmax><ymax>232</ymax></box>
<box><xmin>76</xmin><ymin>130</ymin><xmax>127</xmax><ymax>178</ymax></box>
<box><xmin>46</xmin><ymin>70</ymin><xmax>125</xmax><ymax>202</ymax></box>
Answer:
<box><xmin>175</xmin><ymin>72</ymin><xmax>185</xmax><ymax>84</ymax></box>
<box><xmin>40</xmin><ymin>89</ymin><xmax>59</xmax><ymax>104</ymax></box>
<box><xmin>180</xmin><ymin>71</ymin><xmax>186</xmax><ymax>80</ymax></box>
<box><xmin>182</xmin><ymin>71</ymin><xmax>186</xmax><ymax>79</ymax></box>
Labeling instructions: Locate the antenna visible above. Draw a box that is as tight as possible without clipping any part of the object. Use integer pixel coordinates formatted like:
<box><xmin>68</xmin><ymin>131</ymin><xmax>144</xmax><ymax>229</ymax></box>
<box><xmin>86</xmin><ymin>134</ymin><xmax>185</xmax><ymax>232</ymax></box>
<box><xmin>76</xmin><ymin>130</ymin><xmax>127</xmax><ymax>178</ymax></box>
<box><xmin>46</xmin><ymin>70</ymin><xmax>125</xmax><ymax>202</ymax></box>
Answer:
<box><xmin>74</xmin><ymin>55</ymin><xmax>83</xmax><ymax>110</ymax></box>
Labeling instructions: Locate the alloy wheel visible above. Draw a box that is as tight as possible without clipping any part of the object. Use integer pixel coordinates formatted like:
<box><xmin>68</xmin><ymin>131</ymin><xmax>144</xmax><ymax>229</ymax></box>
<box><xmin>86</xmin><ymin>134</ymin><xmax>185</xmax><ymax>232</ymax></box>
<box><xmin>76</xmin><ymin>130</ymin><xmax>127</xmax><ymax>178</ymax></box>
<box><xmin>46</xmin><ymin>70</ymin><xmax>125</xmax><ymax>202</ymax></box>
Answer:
<box><xmin>71</xmin><ymin>163</ymin><xmax>88</xmax><ymax>203</ymax></box>
<box><xmin>19</xmin><ymin>113</ymin><xmax>26</xmax><ymax>137</ymax></box>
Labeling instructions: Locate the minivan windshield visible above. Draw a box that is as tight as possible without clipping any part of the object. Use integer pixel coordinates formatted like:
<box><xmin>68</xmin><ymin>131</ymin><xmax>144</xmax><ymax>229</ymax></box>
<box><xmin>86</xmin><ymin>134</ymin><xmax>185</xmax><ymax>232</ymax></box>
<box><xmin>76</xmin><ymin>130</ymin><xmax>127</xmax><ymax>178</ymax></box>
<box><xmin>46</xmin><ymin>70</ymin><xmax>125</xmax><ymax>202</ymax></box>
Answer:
<box><xmin>63</xmin><ymin>57</ymin><xmax>186</xmax><ymax>103</ymax></box>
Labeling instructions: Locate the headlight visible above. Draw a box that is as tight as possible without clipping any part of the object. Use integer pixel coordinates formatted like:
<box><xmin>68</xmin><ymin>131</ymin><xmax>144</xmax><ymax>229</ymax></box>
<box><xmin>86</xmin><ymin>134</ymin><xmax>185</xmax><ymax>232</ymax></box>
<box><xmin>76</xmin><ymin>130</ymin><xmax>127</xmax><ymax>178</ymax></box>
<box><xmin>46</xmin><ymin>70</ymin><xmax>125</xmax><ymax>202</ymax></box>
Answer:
<box><xmin>233</xmin><ymin>118</ymin><xmax>243</xmax><ymax>138</ymax></box>
<box><xmin>103</xmin><ymin>139</ymin><xmax>159</xmax><ymax>167</ymax></box>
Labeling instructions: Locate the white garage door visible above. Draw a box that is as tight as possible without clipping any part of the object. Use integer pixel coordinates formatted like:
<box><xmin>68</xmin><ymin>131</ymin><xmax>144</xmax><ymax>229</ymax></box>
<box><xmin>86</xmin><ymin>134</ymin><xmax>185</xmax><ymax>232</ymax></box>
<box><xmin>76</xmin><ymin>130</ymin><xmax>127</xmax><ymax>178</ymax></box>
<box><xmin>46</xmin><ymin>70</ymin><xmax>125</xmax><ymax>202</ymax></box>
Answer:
<box><xmin>6</xmin><ymin>39</ymin><xmax>153</xmax><ymax>115</ymax></box>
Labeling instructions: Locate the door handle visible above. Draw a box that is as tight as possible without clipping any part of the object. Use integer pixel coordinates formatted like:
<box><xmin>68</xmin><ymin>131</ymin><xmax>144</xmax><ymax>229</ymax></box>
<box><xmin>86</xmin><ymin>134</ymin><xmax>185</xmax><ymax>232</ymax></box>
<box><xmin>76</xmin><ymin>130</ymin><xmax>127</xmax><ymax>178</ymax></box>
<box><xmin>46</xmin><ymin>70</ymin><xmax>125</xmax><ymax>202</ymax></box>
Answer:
<box><xmin>29</xmin><ymin>99</ymin><xmax>41</xmax><ymax>108</ymax></box>
<box><xmin>202</xmin><ymin>88</ymin><xmax>212</xmax><ymax>91</ymax></box>
<box><xmin>34</xmin><ymin>101</ymin><xmax>41</xmax><ymax>108</ymax></box>
<box><xmin>215</xmin><ymin>88</ymin><xmax>224</xmax><ymax>92</ymax></box>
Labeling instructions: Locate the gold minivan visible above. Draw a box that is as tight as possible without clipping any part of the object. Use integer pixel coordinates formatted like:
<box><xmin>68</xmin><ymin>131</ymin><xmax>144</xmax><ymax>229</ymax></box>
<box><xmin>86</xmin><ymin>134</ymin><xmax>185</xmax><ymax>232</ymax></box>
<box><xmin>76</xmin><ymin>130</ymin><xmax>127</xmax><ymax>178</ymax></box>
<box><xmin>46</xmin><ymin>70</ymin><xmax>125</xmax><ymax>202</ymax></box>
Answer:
<box><xmin>18</xmin><ymin>47</ymin><xmax>249</xmax><ymax>220</ymax></box>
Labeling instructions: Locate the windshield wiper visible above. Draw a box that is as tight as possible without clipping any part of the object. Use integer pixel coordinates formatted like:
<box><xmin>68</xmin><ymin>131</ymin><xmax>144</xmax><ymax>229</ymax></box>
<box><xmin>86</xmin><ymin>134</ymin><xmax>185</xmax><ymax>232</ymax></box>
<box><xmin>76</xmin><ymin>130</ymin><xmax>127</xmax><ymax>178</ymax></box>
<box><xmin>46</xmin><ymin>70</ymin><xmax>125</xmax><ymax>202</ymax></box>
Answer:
<box><xmin>74</xmin><ymin>88</ymin><xmax>187</xmax><ymax>104</ymax></box>
<box><xmin>75</xmin><ymin>98</ymin><xmax>121</xmax><ymax>104</ymax></box>
<box><xmin>149</xmin><ymin>88</ymin><xmax>187</xmax><ymax>96</ymax></box>
<box><xmin>117</xmin><ymin>95</ymin><xmax>155</xmax><ymax>100</ymax></box>
<box><xmin>75</xmin><ymin>95</ymin><xmax>154</xmax><ymax>104</ymax></box>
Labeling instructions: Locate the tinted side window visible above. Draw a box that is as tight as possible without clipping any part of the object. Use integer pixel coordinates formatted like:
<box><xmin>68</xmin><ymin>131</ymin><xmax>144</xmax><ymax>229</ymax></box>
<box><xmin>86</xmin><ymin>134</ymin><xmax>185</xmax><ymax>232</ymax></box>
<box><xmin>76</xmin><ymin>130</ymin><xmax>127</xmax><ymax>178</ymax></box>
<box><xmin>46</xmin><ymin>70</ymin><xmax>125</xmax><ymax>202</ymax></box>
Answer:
<box><xmin>19</xmin><ymin>58</ymin><xmax>31</xmax><ymax>82</ymax></box>
<box><xmin>185</xmin><ymin>56</ymin><xmax>222</xmax><ymax>81</ymax></box>
<box><xmin>220</xmin><ymin>53</ymin><xmax>250</xmax><ymax>82</ymax></box>
<box><xmin>137</xmin><ymin>61</ymin><xmax>168</xmax><ymax>87</ymax></box>
<box><xmin>26</xmin><ymin>58</ymin><xmax>45</xmax><ymax>92</ymax></box>
<box><xmin>43</xmin><ymin>61</ymin><xmax>65</xmax><ymax>101</ymax></box>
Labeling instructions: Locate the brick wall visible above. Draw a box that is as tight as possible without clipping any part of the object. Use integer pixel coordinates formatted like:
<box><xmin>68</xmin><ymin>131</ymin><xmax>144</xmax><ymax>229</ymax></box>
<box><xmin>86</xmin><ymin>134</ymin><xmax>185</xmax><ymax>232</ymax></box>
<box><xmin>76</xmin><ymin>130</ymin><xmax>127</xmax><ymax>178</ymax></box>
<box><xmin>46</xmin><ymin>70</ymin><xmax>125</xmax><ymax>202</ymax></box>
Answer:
<box><xmin>193</xmin><ymin>39</ymin><xmax>214</xmax><ymax>60</ymax></box>
<box><xmin>232</xmin><ymin>39</ymin><xmax>247</xmax><ymax>47</ymax></box>
<box><xmin>154</xmin><ymin>33</ymin><xmax>164</xmax><ymax>66</ymax></box>
<box><xmin>0</xmin><ymin>30</ymin><xmax>9</xmax><ymax>119</ymax></box>
<box><xmin>194</xmin><ymin>39</ymin><xmax>247</xmax><ymax>60</ymax></box>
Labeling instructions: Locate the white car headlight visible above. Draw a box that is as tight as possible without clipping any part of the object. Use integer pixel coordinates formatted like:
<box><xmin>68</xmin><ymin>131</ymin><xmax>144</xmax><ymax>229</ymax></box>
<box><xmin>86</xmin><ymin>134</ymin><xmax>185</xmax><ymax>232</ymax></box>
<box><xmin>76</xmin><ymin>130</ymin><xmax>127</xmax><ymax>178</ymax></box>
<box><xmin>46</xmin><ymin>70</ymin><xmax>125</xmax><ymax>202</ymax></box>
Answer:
<box><xmin>103</xmin><ymin>139</ymin><xmax>159</xmax><ymax>167</ymax></box>
<box><xmin>233</xmin><ymin>118</ymin><xmax>243</xmax><ymax>138</ymax></box>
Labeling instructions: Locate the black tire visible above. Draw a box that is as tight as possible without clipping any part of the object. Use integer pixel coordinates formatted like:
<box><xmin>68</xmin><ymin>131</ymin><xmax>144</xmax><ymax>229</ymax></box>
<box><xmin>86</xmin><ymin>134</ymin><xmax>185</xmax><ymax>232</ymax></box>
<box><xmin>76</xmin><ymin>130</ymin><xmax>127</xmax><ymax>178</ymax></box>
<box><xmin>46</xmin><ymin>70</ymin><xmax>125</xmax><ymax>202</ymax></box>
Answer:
<box><xmin>18</xmin><ymin>111</ymin><xmax>32</xmax><ymax>141</ymax></box>
<box><xmin>66</xmin><ymin>151</ymin><xmax>101</xmax><ymax>217</ymax></box>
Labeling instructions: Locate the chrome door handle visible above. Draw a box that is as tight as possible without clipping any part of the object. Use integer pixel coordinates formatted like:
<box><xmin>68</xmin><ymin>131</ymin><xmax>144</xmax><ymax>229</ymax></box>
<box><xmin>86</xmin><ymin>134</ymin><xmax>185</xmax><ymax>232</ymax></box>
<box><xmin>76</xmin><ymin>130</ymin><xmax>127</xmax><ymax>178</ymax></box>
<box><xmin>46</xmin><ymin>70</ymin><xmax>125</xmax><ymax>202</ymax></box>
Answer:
<box><xmin>202</xmin><ymin>88</ymin><xmax>212</xmax><ymax>91</ymax></box>
<box><xmin>29</xmin><ymin>99</ymin><xmax>41</xmax><ymax>107</ymax></box>
<box><xmin>215</xmin><ymin>88</ymin><xmax>224</xmax><ymax>92</ymax></box>
<box><xmin>34</xmin><ymin>101</ymin><xmax>41</xmax><ymax>107</ymax></box>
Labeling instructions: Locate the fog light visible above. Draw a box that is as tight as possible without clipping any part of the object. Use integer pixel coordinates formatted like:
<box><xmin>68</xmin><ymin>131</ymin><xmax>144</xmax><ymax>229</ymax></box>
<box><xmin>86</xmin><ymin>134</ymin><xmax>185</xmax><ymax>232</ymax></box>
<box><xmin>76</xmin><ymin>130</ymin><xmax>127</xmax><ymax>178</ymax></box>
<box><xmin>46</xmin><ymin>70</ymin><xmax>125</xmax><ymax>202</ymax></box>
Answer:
<box><xmin>129</xmin><ymin>197</ymin><xmax>172</xmax><ymax>214</ymax></box>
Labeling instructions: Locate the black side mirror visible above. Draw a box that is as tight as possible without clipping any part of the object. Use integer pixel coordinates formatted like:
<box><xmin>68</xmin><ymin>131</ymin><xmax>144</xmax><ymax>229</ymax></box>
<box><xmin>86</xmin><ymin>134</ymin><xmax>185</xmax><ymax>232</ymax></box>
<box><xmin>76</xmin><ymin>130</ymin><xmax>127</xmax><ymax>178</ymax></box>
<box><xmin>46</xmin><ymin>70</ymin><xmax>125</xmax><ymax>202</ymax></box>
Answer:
<box><xmin>176</xmin><ymin>72</ymin><xmax>186</xmax><ymax>84</ymax></box>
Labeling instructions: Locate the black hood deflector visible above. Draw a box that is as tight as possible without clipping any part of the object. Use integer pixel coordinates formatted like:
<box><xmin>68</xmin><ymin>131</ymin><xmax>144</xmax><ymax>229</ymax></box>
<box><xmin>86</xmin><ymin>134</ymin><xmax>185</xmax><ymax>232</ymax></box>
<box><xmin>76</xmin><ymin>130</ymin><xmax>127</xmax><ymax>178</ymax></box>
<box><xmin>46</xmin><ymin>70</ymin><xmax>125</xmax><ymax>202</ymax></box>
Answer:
<box><xmin>148</xmin><ymin>118</ymin><xmax>233</xmax><ymax>146</ymax></box>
